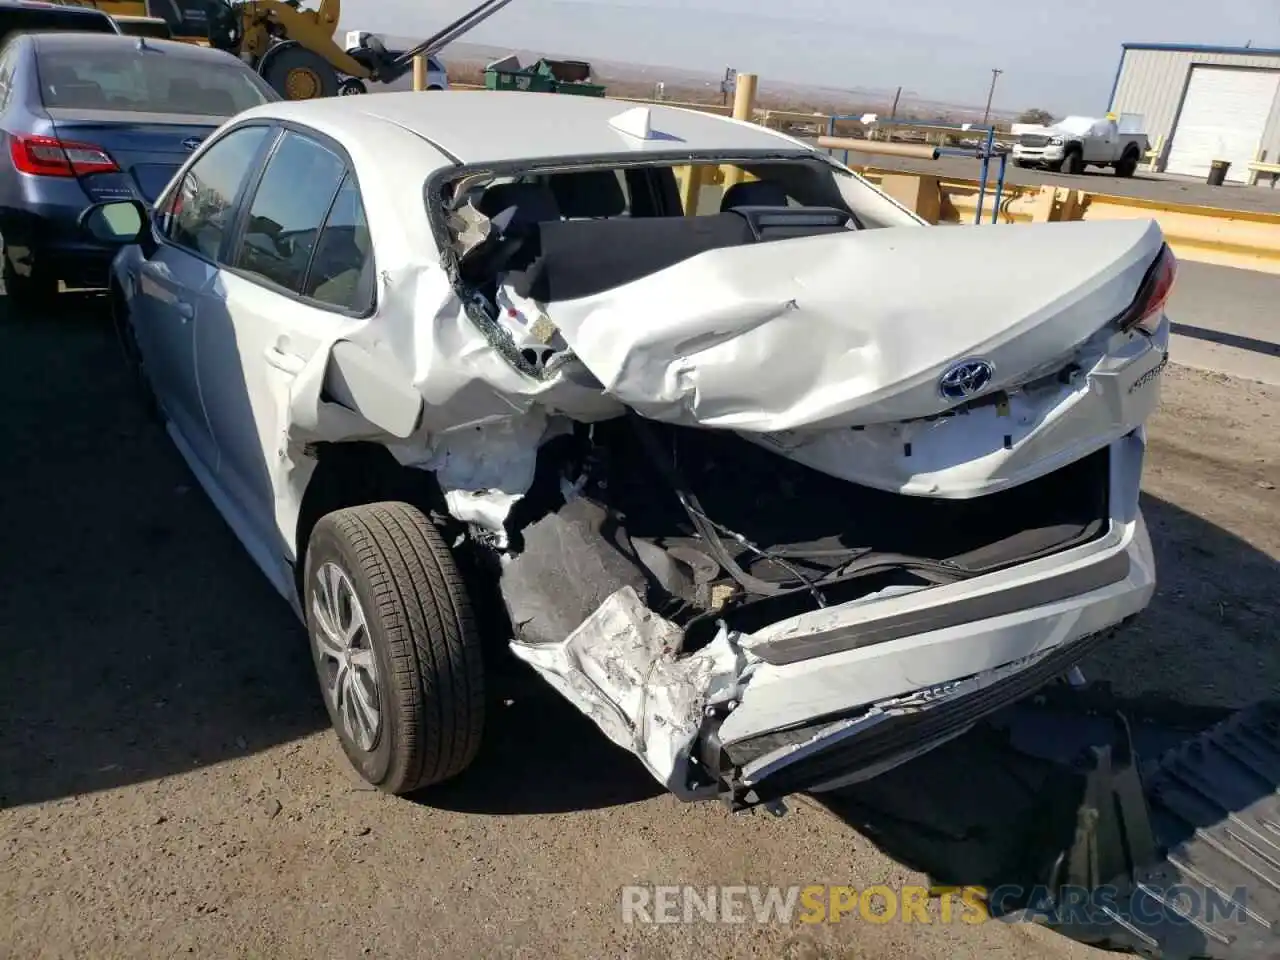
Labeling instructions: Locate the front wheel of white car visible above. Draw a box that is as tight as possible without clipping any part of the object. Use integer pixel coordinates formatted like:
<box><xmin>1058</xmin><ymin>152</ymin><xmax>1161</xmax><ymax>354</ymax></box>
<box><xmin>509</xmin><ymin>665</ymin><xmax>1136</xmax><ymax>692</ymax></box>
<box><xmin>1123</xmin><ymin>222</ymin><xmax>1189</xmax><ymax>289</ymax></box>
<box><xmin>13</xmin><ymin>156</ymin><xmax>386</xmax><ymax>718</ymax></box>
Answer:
<box><xmin>304</xmin><ymin>501</ymin><xmax>486</xmax><ymax>795</ymax></box>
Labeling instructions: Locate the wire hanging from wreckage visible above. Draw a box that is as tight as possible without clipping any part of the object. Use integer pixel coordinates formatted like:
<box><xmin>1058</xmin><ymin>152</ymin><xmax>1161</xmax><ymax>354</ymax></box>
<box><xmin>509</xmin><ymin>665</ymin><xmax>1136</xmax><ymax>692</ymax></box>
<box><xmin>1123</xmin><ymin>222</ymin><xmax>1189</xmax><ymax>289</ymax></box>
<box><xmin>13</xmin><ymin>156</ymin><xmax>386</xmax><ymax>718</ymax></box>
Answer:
<box><xmin>626</xmin><ymin>413</ymin><xmax>978</xmax><ymax>611</ymax></box>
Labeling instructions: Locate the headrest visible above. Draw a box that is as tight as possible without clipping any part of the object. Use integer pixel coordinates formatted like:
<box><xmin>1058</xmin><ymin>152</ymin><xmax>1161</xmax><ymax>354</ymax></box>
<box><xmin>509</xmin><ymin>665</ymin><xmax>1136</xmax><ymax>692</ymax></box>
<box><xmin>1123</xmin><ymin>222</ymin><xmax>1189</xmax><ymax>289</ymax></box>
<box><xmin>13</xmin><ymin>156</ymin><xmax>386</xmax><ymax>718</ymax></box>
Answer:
<box><xmin>41</xmin><ymin>66</ymin><xmax>82</xmax><ymax>91</ymax></box>
<box><xmin>195</xmin><ymin>89</ymin><xmax>236</xmax><ymax>116</ymax></box>
<box><xmin>720</xmin><ymin>179</ymin><xmax>790</xmax><ymax>210</ymax></box>
<box><xmin>478</xmin><ymin>181</ymin><xmax>560</xmax><ymax>233</ymax></box>
<box><xmin>547</xmin><ymin>170</ymin><xmax>626</xmax><ymax>219</ymax></box>
<box><xmin>49</xmin><ymin>80</ymin><xmax>106</xmax><ymax>106</ymax></box>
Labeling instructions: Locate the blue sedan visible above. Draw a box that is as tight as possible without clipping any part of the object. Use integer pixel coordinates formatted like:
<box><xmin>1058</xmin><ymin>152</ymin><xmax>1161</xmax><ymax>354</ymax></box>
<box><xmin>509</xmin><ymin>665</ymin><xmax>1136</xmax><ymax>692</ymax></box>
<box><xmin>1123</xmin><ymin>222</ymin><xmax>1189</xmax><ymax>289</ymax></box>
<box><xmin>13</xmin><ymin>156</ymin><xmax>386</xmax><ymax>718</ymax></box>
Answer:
<box><xmin>0</xmin><ymin>31</ymin><xmax>279</xmax><ymax>307</ymax></box>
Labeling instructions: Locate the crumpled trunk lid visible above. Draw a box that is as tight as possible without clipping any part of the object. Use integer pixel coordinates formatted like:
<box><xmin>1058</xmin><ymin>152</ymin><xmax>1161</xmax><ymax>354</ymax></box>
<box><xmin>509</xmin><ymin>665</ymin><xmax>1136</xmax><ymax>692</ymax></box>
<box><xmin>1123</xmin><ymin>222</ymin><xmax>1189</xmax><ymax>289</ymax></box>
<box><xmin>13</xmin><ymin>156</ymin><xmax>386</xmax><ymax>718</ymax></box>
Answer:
<box><xmin>542</xmin><ymin>218</ymin><xmax>1165</xmax><ymax>433</ymax></box>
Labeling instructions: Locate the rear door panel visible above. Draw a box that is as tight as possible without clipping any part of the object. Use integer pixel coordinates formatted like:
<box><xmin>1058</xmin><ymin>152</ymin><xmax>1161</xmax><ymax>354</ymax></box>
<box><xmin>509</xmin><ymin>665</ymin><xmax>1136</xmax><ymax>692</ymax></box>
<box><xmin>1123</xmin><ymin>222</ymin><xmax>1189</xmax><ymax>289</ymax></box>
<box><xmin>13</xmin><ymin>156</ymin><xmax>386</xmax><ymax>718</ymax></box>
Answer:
<box><xmin>195</xmin><ymin>129</ymin><xmax>362</xmax><ymax>555</ymax></box>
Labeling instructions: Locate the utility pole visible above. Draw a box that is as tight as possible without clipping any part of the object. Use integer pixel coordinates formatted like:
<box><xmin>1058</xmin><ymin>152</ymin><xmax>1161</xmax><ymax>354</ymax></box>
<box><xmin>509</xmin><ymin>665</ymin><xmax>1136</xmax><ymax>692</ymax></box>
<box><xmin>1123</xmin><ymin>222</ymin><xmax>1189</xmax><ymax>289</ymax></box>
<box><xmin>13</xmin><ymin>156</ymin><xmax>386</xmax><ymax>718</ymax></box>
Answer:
<box><xmin>981</xmin><ymin>68</ymin><xmax>1003</xmax><ymax>127</ymax></box>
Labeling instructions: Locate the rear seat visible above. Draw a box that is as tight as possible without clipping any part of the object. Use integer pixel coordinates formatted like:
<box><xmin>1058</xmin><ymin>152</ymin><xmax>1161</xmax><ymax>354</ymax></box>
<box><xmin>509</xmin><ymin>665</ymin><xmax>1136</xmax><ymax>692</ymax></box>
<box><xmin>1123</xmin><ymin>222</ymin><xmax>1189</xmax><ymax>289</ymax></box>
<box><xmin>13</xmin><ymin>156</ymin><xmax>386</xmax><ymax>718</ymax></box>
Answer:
<box><xmin>478</xmin><ymin>178</ymin><xmax>858</xmax><ymax>303</ymax></box>
<box><xmin>166</xmin><ymin>78</ymin><xmax>236</xmax><ymax>116</ymax></box>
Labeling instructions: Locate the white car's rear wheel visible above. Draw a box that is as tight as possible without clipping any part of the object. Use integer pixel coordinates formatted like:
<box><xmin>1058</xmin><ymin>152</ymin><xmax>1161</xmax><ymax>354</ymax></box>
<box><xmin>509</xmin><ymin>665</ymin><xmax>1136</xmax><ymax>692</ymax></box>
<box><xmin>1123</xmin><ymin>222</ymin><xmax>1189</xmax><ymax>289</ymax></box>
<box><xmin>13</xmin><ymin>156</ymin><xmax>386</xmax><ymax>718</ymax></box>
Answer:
<box><xmin>305</xmin><ymin>501</ymin><xmax>485</xmax><ymax>794</ymax></box>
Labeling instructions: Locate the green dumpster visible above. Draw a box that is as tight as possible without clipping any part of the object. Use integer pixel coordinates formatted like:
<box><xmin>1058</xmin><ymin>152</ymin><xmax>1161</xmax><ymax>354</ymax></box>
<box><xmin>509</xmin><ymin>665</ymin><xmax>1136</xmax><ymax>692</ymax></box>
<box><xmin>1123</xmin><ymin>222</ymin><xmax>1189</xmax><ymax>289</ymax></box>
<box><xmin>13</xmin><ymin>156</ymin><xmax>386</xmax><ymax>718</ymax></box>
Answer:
<box><xmin>484</xmin><ymin>56</ymin><xmax>606</xmax><ymax>97</ymax></box>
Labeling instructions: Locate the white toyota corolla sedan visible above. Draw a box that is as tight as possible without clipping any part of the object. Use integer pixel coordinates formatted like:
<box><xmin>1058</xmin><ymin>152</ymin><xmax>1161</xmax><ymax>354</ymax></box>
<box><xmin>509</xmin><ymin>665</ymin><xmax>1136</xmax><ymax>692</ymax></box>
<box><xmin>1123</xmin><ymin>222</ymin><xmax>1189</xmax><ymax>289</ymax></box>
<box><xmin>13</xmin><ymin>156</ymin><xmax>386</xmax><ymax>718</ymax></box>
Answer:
<box><xmin>81</xmin><ymin>91</ymin><xmax>1173</xmax><ymax>809</ymax></box>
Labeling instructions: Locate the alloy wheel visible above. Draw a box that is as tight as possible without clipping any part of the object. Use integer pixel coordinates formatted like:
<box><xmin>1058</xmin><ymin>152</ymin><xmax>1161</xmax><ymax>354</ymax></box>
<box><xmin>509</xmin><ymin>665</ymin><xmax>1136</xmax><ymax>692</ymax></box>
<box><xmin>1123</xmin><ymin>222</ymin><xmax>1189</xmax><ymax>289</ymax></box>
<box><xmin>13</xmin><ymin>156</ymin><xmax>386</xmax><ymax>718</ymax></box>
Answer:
<box><xmin>310</xmin><ymin>561</ymin><xmax>382</xmax><ymax>752</ymax></box>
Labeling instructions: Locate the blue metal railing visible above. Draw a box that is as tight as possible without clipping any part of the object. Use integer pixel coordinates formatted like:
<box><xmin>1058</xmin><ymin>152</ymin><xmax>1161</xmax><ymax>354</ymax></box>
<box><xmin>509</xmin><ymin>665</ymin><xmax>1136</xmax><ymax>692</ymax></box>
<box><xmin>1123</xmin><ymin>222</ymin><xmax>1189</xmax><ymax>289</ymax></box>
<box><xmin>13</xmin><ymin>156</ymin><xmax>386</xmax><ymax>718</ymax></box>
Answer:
<box><xmin>824</xmin><ymin>115</ymin><xmax>1009</xmax><ymax>224</ymax></box>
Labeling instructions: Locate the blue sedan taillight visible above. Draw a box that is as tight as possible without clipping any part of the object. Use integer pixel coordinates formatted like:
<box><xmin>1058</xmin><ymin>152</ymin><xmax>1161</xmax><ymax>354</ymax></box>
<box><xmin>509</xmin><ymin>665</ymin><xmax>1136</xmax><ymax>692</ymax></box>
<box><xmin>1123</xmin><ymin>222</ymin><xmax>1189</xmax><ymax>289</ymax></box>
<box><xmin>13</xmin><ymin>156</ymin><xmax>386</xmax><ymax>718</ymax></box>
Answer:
<box><xmin>9</xmin><ymin>133</ymin><xmax>119</xmax><ymax>177</ymax></box>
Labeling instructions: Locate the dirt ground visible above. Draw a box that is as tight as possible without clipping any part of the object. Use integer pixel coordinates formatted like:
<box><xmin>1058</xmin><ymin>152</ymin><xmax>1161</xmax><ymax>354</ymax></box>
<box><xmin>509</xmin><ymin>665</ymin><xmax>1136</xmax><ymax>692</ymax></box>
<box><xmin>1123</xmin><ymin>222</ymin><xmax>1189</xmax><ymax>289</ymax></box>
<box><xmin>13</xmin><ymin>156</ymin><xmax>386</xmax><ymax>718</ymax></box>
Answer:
<box><xmin>1</xmin><ymin>297</ymin><xmax>1276</xmax><ymax>960</ymax></box>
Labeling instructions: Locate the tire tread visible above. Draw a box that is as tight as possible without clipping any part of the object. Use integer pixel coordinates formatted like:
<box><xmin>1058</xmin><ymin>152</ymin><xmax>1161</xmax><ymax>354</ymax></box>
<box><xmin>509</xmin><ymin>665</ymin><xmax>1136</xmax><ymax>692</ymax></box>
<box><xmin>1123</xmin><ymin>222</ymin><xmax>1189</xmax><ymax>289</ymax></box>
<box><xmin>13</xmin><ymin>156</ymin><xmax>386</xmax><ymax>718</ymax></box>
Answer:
<box><xmin>314</xmin><ymin>501</ymin><xmax>483</xmax><ymax>793</ymax></box>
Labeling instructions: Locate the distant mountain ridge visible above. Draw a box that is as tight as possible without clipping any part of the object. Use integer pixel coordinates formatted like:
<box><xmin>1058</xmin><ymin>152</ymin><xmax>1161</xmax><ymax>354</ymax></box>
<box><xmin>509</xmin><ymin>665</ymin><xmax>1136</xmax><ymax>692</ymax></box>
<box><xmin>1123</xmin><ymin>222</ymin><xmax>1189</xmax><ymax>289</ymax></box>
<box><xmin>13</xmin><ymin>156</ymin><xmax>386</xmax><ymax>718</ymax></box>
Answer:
<box><xmin>344</xmin><ymin>33</ymin><xmax>1013</xmax><ymax>120</ymax></box>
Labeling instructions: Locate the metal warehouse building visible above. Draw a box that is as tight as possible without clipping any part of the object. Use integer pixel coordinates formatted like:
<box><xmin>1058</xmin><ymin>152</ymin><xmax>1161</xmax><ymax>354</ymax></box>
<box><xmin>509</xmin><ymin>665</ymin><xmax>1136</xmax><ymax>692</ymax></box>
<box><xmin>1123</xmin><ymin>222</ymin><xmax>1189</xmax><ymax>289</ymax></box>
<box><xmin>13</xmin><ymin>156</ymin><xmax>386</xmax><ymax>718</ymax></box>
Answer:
<box><xmin>1108</xmin><ymin>43</ymin><xmax>1280</xmax><ymax>183</ymax></box>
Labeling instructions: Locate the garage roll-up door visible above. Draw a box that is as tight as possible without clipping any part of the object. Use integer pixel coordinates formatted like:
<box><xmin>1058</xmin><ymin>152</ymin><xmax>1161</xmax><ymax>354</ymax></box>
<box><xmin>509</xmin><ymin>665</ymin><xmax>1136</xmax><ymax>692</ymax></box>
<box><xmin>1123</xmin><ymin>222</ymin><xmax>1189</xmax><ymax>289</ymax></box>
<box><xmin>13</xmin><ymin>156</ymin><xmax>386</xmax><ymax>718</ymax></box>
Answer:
<box><xmin>1166</xmin><ymin>66</ymin><xmax>1280</xmax><ymax>182</ymax></box>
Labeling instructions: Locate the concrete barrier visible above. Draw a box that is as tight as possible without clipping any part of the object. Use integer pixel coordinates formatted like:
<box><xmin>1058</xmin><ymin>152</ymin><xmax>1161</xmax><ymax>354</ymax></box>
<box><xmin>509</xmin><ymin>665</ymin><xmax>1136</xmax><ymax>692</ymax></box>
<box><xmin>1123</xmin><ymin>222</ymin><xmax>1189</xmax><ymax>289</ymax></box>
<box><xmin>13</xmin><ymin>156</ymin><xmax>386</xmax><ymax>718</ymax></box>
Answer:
<box><xmin>850</xmin><ymin>166</ymin><xmax>1280</xmax><ymax>275</ymax></box>
<box><xmin>1074</xmin><ymin>195</ymin><xmax>1280</xmax><ymax>274</ymax></box>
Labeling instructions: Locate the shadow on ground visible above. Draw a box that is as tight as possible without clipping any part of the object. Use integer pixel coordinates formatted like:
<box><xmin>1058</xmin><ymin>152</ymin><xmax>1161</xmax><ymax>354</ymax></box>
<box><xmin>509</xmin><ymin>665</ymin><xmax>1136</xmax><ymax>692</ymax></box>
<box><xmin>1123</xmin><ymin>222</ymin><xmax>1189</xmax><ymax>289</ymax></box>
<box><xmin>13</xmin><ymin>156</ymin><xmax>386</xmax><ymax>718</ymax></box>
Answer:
<box><xmin>417</xmin><ymin>669</ymin><xmax>665</xmax><ymax>813</ymax></box>
<box><xmin>0</xmin><ymin>297</ymin><xmax>325</xmax><ymax>808</ymax></box>
<box><xmin>0</xmin><ymin>296</ymin><xmax>660</xmax><ymax>813</ymax></box>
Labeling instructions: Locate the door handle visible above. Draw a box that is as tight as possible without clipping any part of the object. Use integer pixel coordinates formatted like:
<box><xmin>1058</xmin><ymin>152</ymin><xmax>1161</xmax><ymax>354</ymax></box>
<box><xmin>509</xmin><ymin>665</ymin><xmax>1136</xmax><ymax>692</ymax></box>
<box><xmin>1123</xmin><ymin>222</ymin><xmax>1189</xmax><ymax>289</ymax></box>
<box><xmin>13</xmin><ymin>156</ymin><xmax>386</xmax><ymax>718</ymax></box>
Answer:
<box><xmin>264</xmin><ymin>345</ymin><xmax>306</xmax><ymax>375</ymax></box>
<box><xmin>173</xmin><ymin>300</ymin><xmax>194</xmax><ymax>322</ymax></box>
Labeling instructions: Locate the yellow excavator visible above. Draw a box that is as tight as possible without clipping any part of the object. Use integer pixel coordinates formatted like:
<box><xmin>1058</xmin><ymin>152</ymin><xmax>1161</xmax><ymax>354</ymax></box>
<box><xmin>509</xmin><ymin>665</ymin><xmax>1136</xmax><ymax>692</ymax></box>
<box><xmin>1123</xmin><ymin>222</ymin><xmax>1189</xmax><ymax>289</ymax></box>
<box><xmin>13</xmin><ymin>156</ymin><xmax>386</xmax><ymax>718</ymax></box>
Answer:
<box><xmin>54</xmin><ymin>0</ymin><xmax>516</xmax><ymax>100</ymax></box>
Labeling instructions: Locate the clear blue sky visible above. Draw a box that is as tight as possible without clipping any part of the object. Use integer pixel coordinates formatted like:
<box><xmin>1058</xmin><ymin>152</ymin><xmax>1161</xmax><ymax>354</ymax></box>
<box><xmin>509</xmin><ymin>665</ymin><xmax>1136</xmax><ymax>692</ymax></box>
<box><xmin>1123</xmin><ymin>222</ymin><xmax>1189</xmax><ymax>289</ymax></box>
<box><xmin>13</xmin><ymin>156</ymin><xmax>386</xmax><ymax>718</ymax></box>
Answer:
<box><xmin>350</xmin><ymin>0</ymin><xmax>1279</xmax><ymax>113</ymax></box>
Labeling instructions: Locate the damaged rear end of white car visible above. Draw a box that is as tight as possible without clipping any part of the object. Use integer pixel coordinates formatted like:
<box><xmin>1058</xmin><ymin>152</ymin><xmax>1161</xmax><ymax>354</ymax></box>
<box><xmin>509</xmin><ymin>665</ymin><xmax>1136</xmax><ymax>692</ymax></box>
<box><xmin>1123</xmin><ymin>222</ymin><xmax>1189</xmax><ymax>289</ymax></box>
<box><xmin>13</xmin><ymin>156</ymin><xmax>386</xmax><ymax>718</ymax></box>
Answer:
<box><xmin>405</xmin><ymin>145</ymin><xmax>1173</xmax><ymax>810</ymax></box>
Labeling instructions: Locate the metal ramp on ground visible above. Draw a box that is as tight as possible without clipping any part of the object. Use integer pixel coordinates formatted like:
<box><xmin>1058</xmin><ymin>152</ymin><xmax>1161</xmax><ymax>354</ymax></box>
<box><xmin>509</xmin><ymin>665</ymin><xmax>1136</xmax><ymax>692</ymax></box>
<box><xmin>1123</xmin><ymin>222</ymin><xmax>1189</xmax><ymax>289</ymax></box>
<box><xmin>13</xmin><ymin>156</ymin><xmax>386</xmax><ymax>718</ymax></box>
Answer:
<box><xmin>822</xmin><ymin>687</ymin><xmax>1280</xmax><ymax>960</ymax></box>
<box><xmin>1042</xmin><ymin>701</ymin><xmax>1280</xmax><ymax>959</ymax></box>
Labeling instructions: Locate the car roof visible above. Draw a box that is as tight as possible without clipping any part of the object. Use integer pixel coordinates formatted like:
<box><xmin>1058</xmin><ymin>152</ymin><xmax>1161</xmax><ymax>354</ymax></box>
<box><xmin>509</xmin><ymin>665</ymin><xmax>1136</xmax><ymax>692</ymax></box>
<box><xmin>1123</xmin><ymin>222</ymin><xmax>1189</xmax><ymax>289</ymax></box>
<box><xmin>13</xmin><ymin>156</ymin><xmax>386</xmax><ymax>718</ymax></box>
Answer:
<box><xmin>30</xmin><ymin>31</ymin><xmax>235</xmax><ymax>61</ymax></box>
<box><xmin>236</xmin><ymin>90</ymin><xmax>809</xmax><ymax>166</ymax></box>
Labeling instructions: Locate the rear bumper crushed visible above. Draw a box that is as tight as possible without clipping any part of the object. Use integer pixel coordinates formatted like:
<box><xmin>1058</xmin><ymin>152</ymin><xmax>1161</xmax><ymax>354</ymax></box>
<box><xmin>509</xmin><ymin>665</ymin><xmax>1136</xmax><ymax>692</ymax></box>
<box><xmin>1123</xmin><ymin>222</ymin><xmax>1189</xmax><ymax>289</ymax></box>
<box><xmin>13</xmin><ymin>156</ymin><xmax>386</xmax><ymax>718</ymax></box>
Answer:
<box><xmin>706</xmin><ymin>614</ymin><xmax>1134</xmax><ymax>809</ymax></box>
<box><xmin>509</xmin><ymin>431</ymin><xmax>1156</xmax><ymax>805</ymax></box>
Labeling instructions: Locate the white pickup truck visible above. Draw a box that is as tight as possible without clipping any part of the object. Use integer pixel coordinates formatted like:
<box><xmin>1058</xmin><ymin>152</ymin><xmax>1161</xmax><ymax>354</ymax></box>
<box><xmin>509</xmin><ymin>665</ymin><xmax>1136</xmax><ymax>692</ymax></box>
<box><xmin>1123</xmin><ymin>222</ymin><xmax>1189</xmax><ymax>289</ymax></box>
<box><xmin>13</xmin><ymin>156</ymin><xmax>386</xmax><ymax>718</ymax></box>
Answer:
<box><xmin>1011</xmin><ymin>115</ymin><xmax>1149</xmax><ymax>177</ymax></box>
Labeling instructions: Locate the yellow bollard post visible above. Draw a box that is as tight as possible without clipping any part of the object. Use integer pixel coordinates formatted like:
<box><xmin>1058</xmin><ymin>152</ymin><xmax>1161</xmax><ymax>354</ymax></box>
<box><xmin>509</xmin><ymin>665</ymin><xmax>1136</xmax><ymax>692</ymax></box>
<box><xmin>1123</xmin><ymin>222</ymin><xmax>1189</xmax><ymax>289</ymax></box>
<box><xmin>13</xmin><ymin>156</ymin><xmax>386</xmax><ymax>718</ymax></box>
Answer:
<box><xmin>721</xmin><ymin>73</ymin><xmax>758</xmax><ymax>191</ymax></box>
<box><xmin>413</xmin><ymin>54</ymin><xmax>428</xmax><ymax>92</ymax></box>
<box><xmin>676</xmin><ymin>165</ymin><xmax>703</xmax><ymax>215</ymax></box>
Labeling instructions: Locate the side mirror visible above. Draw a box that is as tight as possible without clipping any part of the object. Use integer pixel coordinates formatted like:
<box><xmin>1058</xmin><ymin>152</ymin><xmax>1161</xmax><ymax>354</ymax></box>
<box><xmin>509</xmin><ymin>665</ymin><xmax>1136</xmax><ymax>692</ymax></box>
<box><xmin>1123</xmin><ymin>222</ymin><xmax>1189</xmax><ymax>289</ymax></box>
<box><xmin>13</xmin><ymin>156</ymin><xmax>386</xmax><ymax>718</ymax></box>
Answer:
<box><xmin>79</xmin><ymin>199</ymin><xmax>149</xmax><ymax>245</ymax></box>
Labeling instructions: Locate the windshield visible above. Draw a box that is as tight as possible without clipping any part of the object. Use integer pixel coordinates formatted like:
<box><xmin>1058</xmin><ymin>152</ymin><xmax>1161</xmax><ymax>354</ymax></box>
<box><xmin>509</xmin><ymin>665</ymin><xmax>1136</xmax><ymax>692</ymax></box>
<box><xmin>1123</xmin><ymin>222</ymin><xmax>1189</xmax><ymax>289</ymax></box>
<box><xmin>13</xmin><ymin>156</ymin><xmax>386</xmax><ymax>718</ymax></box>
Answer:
<box><xmin>37</xmin><ymin>45</ymin><xmax>274</xmax><ymax>116</ymax></box>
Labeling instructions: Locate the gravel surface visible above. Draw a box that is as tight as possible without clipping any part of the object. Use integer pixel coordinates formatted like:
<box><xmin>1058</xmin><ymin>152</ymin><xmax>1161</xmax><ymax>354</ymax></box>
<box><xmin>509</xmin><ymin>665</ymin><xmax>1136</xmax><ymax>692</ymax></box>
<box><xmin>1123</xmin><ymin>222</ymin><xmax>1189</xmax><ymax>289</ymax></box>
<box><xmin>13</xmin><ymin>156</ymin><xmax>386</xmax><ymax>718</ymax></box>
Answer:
<box><xmin>1</xmin><ymin>297</ymin><xmax>1276</xmax><ymax>960</ymax></box>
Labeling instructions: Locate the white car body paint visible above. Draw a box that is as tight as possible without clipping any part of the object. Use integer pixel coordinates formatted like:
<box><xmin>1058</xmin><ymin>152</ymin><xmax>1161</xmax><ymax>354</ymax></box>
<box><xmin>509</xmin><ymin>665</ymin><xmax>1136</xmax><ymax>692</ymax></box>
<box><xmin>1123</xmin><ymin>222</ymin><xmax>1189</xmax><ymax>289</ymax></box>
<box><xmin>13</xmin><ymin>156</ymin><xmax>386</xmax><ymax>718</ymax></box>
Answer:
<box><xmin>107</xmin><ymin>92</ymin><xmax>1170</xmax><ymax>801</ymax></box>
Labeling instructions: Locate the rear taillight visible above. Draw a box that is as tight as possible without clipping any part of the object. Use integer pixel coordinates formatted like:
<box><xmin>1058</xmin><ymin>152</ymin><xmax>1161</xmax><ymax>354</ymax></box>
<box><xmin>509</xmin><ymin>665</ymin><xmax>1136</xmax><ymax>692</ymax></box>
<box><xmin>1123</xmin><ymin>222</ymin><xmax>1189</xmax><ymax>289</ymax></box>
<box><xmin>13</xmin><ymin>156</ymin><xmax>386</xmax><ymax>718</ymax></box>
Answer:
<box><xmin>9</xmin><ymin>134</ymin><xmax>119</xmax><ymax>177</ymax></box>
<box><xmin>1115</xmin><ymin>243</ymin><xmax>1176</xmax><ymax>335</ymax></box>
